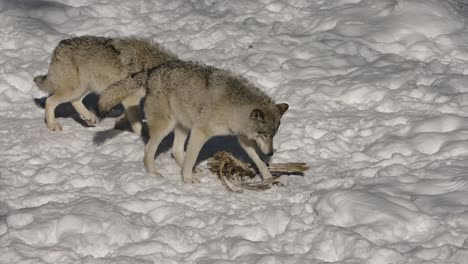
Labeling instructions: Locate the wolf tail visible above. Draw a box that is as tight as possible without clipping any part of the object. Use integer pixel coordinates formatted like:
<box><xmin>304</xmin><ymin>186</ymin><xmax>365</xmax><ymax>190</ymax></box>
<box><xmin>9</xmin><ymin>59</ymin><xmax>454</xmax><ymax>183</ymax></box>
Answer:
<box><xmin>97</xmin><ymin>71</ymin><xmax>147</xmax><ymax>118</ymax></box>
<box><xmin>33</xmin><ymin>75</ymin><xmax>55</xmax><ymax>93</ymax></box>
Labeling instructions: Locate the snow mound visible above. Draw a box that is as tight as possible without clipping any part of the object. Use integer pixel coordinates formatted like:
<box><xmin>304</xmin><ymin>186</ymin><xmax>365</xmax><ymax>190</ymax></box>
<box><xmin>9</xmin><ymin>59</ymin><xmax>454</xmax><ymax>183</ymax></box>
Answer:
<box><xmin>3</xmin><ymin>198</ymin><xmax>153</xmax><ymax>258</ymax></box>
<box><xmin>314</xmin><ymin>190</ymin><xmax>438</xmax><ymax>243</ymax></box>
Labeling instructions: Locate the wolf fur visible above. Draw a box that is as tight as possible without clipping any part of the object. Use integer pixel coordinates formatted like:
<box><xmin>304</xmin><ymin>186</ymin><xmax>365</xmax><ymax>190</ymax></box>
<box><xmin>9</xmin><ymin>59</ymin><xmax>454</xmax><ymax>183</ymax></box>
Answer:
<box><xmin>98</xmin><ymin>61</ymin><xmax>288</xmax><ymax>183</ymax></box>
<box><xmin>97</xmin><ymin>70</ymin><xmax>149</xmax><ymax>118</ymax></box>
<box><xmin>34</xmin><ymin>35</ymin><xmax>177</xmax><ymax>135</ymax></box>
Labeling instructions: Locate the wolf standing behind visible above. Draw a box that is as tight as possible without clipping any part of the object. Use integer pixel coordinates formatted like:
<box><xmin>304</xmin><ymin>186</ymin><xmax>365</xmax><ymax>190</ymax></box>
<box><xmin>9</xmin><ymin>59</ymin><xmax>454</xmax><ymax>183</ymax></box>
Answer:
<box><xmin>98</xmin><ymin>61</ymin><xmax>288</xmax><ymax>183</ymax></box>
<box><xmin>34</xmin><ymin>36</ymin><xmax>177</xmax><ymax>135</ymax></box>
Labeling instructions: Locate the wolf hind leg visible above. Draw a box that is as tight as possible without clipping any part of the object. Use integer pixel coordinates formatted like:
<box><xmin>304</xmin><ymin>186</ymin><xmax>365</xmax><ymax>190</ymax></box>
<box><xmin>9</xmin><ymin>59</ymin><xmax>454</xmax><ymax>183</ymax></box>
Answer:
<box><xmin>45</xmin><ymin>94</ymin><xmax>65</xmax><ymax>131</ymax></box>
<box><xmin>45</xmin><ymin>89</ymin><xmax>82</xmax><ymax>131</ymax></box>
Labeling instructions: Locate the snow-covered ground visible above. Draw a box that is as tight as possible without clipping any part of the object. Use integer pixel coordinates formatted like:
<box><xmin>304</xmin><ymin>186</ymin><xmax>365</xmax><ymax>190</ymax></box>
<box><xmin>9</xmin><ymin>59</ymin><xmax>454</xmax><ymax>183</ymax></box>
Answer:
<box><xmin>1</xmin><ymin>0</ymin><xmax>468</xmax><ymax>263</ymax></box>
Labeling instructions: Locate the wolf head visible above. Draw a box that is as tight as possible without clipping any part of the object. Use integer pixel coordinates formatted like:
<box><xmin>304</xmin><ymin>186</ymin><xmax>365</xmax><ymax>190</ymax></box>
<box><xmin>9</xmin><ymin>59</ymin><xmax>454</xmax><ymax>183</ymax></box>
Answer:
<box><xmin>246</xmin><ymin>103</ymin><xmax>289</xmax><ymax>156</ymax></box>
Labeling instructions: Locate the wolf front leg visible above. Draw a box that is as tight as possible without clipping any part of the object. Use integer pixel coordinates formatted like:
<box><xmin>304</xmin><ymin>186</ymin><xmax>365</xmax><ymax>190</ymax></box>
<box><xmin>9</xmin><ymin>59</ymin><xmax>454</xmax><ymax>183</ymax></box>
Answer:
<box><xmin>121</xmin><ymin>94</ymin><xmax>143</xmax><ymax>136</ymax></box>
<box><xmin>238</xmin><ymin>135</ymin><xmax>273</xmax><ymax>180</ymax></box>
<box><xmin>172</xmin><ymin>125</ymin><xmax>189</xmax><ymax>168</ymax></box>
<box><xmin>182</xmin><ymin>127</ymin><xmax>209</xmax><ymax>183</ymax></box>
<box><xmin>144</xmin><ymin>117</ymin><xmax>175</xmax><ymax>176</ymax></box>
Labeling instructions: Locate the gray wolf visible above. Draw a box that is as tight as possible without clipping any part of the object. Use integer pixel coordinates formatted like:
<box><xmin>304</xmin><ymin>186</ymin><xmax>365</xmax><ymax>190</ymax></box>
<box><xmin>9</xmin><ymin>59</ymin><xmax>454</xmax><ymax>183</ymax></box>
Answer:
<box><xmin>34</xmin><ymin>35</ymin><xmax>177</xmax><ymax>135</ymax></box>
<box><xmin>98</xmin><ymin>61</ymin><xmax>288</xmax><ymax>183</ymax></box>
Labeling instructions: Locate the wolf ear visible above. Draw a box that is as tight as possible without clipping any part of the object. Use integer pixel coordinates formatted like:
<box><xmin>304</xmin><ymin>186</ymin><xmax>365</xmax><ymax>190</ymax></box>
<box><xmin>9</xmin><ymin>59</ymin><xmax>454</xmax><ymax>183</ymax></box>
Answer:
<box><xmin>250</xmin><ymin>109</ymin><xmax>265</xmax><ymax>123</ymax></box>
<box><xmin>276</xmin><ymin>103</ymin><xmax>289</xmax><ymax>116</ymax></box>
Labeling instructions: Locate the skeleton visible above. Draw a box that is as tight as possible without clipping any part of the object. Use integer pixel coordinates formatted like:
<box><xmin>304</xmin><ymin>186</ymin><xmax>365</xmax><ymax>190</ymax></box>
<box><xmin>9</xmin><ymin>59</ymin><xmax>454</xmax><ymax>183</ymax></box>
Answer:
<box><xmin>207</xmin><ymin>151</ymin><xmax>309</xmax><ymax>192</ymax></box>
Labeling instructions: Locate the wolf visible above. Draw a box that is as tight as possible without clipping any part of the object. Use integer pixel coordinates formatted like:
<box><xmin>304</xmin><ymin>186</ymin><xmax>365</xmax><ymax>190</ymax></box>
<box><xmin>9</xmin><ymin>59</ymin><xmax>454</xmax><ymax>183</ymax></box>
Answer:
<box><xmin>98</xmin><ymin>61</ymin><xmax>288</xmax><ymax>183</ymax></box>
<box><xmin>34</xmin><ymin>35</ymin><xmax>177</xmax><ymax>135</ymax></box>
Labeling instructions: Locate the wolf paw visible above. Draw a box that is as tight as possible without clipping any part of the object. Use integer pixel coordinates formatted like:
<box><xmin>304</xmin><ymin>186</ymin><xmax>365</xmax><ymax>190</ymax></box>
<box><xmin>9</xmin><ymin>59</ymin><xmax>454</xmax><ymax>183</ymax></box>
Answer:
<box><xmin>131</xmin><ymin>123</ymin><xmax>142</xmax><ymax>136</ymax></box>
<box><xmin>183</xmin><ymin>176</ymin><xmax>200</xmax><ymax>184</ymax></box>
<box><xmin>147</xmin><ymin>169</ymin><xmax>162</xmax><ymax>177</ymax></box>
<box><xmin>82</xmin><ymin>115</ymin><xmax>97</xmax><ymax>127</ymax></box>
<box><xmin>260</xmin><ymin>169</ymin><xmax>273</xmax><ymax>180</ymax></box>
<box><xmin>114</xmin><ymin>117</ymin><xmax>127</xmax><ymax>129</ymax></box>
<box><xmin>47</xmin><ymin>122</ymin><xmax>62</xmax><ymax>131</ymax></box>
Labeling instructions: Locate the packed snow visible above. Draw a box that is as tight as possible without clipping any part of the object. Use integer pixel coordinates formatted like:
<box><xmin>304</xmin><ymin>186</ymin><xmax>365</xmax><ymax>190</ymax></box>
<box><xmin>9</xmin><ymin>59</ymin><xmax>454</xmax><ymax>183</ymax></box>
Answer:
<box><xmin>1</xmin><ymin>0</ymin><xmax>468</xmax><ymax>263</ymax></box>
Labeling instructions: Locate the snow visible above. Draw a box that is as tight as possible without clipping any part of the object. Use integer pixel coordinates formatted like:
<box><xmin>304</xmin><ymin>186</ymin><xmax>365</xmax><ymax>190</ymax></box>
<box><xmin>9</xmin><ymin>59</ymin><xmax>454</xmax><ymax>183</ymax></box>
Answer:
<box><xmin>1</xmin><ymin>0</ymin><xmax>468</xmax><ymax>263</ymax></box>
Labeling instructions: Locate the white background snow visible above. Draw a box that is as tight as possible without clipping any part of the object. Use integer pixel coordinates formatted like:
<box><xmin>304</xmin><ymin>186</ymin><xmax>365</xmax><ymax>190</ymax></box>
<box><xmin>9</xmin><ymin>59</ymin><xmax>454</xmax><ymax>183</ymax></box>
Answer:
<box><xmin>1</xmin><ymin>0</ymin><xmax>468</xmax><ymax>263</ymax></box>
